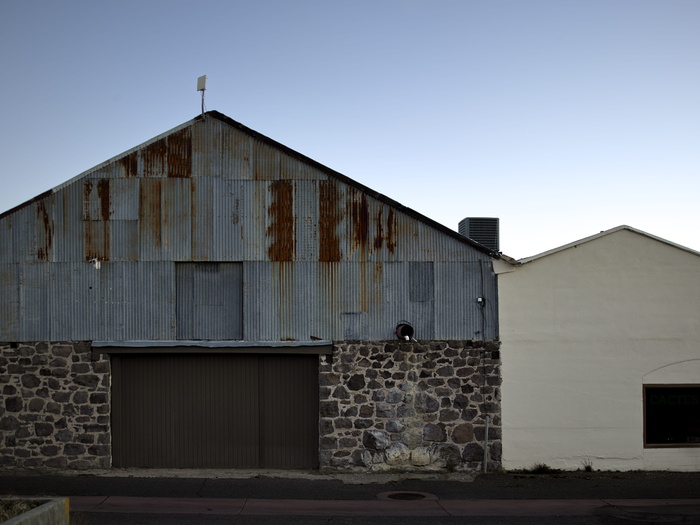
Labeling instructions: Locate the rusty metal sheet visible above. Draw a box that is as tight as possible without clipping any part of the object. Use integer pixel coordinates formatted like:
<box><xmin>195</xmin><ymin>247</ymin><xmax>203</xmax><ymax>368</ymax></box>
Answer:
<box><xmin>267</xmin><ymin>180</ymin><xmax>295</xmax><ymax>262</ymax></box>
<box><xmin>0</xmin><ymin>112</ymin><xmax>499</xmax><ymax>343</ymax></box>
<box><xmin>318</xmin><ymin>178</ymin><xmax>342</xmax><ymax>262</ymax></box>
<box><xmin>166</xmin><ymin>128</ymin><xmax>192</xmax><ymax>178</ymax></box>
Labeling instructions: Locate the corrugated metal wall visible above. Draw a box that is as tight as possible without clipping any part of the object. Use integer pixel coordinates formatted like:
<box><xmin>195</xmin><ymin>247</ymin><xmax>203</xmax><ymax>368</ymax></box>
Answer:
<box><xmin>0</xmin><ymin>113</ymin><xmax>498</xmax><ymax>342</ymax></box>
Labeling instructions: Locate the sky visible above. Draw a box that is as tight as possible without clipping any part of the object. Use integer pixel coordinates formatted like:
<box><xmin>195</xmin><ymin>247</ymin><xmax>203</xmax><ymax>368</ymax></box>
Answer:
<box><xmin>0</xmin><ymin>0</ymin><xmax>698</xmax><ymax>260</ymax></box>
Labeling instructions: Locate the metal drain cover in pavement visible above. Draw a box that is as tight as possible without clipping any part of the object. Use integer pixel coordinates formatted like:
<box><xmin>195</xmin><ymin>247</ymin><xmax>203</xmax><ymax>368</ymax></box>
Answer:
<box><xmin>377</xmin><ymin>491</ymin><xmax>438</xmax><ymax>501</ymax></box>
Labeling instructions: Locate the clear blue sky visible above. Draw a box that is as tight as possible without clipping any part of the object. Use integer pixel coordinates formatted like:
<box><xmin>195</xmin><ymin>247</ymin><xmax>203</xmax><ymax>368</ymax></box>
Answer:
<box><xmin>1</xmin><ymin>0</ymin><xmax>698</xmax><ymax>259</ymax></box>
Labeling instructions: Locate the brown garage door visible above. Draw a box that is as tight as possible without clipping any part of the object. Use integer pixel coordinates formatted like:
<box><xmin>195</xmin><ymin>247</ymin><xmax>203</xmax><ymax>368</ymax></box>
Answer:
<box><xmin>111</xmin><ymin>353</ymin><xmax>319</xmax><ymax>469</ymax></box>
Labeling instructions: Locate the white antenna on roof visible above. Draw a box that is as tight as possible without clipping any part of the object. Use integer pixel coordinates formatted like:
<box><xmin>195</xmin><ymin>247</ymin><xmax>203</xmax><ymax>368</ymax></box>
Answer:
<box><xmin>197</xmin><ymin>75</ymin><xmax>207</xmax><ymax>116</ymax></box>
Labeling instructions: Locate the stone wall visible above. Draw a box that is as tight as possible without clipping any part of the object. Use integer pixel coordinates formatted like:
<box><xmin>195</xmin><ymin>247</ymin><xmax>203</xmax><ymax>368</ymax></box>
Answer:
<box><xmin>0</xmin><ymin>342</ymin><xmax>111</xmax><ymax>469</ymax></box>
<box><xmin>1</xmin><ymin>340</ymin><xmax>500</xmax><ymax>472</ymax></box>
<box><xmin>319</xmin><ymin>340</ymin><xmax>501</xmax><ymax>471</ymax></box>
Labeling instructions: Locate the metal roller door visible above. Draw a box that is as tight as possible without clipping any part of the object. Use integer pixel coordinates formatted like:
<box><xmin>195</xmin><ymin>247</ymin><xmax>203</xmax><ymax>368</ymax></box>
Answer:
<box><xmin>111</xmin><ymin>353</ymin><xmax>319</xmax><ymax>469</ymax></box>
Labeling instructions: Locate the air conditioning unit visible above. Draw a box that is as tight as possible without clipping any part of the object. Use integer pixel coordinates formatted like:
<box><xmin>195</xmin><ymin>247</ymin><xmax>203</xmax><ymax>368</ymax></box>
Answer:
<box><xmin>458</xmin><ymin>217</ymin><xmax>499</xmax><ymax>251</ymax></box>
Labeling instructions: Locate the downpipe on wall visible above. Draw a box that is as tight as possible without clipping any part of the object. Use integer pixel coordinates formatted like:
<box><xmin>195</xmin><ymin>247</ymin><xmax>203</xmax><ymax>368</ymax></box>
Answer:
<box><xmin>483</xmin><ymin>415</ymin><xmax>489</xmax><ymax>473</ymax></box>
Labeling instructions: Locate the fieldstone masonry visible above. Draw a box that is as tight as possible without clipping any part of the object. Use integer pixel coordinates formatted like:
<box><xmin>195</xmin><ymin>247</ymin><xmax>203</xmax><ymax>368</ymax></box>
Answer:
<box><xmin>1</xmin><ymin>339</ymin><xmax>500</xmax><ymax>472</ymax></box>
<box><xmin>319</xmin><ymin>340</ymin><xmax>501</xmax><ymax>471</ymax></box>
<box><xmin>0</xmin><ymin>342</ymin><xmax>110</xmax><ymax>469</ymax></box>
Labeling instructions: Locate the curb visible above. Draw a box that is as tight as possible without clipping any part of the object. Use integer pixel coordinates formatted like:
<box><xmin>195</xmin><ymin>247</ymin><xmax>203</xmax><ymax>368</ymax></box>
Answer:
<box><xmin>1</xmin><ymin>497</ymin><xmax>69</xmax><ymax>525</ymax></box>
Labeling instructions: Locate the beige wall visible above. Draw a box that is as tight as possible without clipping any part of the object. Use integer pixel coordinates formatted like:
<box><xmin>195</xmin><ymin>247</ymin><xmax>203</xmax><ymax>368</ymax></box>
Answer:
<box><xmin>497</xmin><ymin>228</ymin><xmax>700</xmax><ymax>471</ymax></box>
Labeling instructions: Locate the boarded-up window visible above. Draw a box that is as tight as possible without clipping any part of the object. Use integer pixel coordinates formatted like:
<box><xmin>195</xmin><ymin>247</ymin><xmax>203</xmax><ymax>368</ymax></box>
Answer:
<box><xmin>176</xmin><ymin>262</ymin><xmax>243</xmax><ymax>339</ymax></box>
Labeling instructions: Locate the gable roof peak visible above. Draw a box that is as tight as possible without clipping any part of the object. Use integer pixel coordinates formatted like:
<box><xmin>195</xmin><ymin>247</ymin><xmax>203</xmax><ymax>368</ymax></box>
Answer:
<box><xmin>517</xmin><ymin>225</ymin><xmax>700</xmax><ymax>264</ymax></box>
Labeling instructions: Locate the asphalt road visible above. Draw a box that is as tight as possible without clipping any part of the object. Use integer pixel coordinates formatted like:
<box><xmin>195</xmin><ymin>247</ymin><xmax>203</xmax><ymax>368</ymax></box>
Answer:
<box><xmin>2</xmin><ymin>470</ymin><xmax>700</xmax><ymax>524</ymax></box>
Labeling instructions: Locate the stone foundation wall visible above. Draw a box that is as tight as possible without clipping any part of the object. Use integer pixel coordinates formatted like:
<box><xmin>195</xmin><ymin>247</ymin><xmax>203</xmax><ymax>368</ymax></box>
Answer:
<box><xmin>1</xmin><ymin>340</ymin><xmax>500</xmax><ymax>472</ymax></box>
<box><xmin>0</xmin><ymin>342</ymin><xmax>111</xmax><ymax>469</ymax></box>
<box><xmin>319</xmin><ymin>340</ymin><xmax>501</xmax><ymax>471</ymax></box>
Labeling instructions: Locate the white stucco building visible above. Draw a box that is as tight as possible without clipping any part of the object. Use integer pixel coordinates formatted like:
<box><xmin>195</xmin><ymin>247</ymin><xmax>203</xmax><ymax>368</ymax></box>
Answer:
<box><xmin>495</xmin><ymin>226</ymin><xmax>700</xmax><ymax>471</ymax></box>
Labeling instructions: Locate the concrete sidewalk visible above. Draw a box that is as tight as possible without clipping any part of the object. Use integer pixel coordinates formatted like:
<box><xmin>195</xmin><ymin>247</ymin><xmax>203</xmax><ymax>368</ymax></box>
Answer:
<box><xmin>69</xmin><ymin>495</ymin><xmax>700</xmax><ymax>518</ymax></box>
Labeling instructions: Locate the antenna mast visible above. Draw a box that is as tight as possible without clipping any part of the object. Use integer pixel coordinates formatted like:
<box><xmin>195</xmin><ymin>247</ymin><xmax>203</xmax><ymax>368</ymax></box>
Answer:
<box><xmin>197</xmin><ymin>75</ymin><xmax>207</xmax><ymax>116</ymax></box>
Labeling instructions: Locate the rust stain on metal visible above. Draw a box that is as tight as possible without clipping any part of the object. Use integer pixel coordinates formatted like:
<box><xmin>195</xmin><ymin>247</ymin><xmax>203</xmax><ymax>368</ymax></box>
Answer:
<box><xmin>35</xmin><ymin>200</ymin><xmax>53</xmax><ymax>262</ymax></box>
<box><xmin>143</xmin><ymin>138</ymin><xmax>166</xmax><ymax>177</ymax></box>
<box><xmin>120</xmin><ymin>152</ymin><xmax>138</xmax><ymax>177</ymax></box>
<box><xmin>83</xmin><ymin>180</ymin><xmax>93</xmax><ymax>220</ymax></box>
<box><xmin>373</xmin><ymin>208</ymin><xmax>385</xmax><ymax>251</ymax></box>
<box><xmin>359</xmin><ymin>261</ymin><xmax>368</xmax><ymax>312</ymax></box>
<box><xmin>350</xmin><ymin>190</ymin><xmax>369</xmax><ymax>257</ymax></box>
<box><xmin>267</xmin><ymin>180</ymin><xmax>295</xmax><ymax>261</ymax></box>
<box><xmin>386</xmin><ymin>207</ymin><xmax>397</xmax><ymax>254</ymax></box>
<box><xmin>85</xmin><ymin>220</ymin><xmax>110</xmax><ymax>262</ymax></box>
<box><xmin>167</xmin><ymin>128</ymin><xmax>192</xmax><ymax>178</ymax></box>
<box><xmin>318</xmin><ymin>180</ymin><xmax>341</xmax><ymax>262</ymax></box>
<box><xmin>82</xmin><ymin>179</ymin><xmax>111</xmax><ymax>261</ymax></box>
<box><xmin>97</xmin><ymin>179</ymin><xmax>111</xmax><ymax>220</ymax></box>
<box><xmin>372</xmin><ymin>261</ymin><xmax>384</xmax><ymax>316</ymax></box>
<box><xmin>139</xmin><ymin>179</ymin><xmax>162</xmax><ymax>248</ymax></box>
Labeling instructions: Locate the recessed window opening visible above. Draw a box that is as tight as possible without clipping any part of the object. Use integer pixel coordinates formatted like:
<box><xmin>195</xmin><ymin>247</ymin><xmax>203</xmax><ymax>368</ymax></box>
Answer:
<box><xmin>644</xmin><ymin>385</ymin><xmax>700</xmax><ymax>447</ymax></box>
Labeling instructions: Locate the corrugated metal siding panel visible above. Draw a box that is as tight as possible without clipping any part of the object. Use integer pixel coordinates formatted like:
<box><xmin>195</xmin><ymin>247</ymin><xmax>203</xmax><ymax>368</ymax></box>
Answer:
<box><xmin>416</xmin><ymin>221</ymin><xmax>477</xmax><ymax>263</ymax></box>
<box><xmin>49</xmin><ymin>262</ymin><xmax>79</xmax><ymax>340</ymax></box>
<box><xmin>221</xmin><ymin>121</ymin><xmax>254</xmax><ymax>180</ymax></box>
<box><xmin>191</xmin><ymin>178</ymin><xmax>245</xmax><ymax>261</ymax></box>
<box><xmin>55</xmin><ymin>182</ymin><xmax>84</xmax><ymax>263</ymax></box>
<box><xmin>241</xmin><ymin>180</ymin><xmax>268</xmax><ymax>261</ymax></box>
<box><xmin>244</xmin><ymin>261</ymin><xmax>279</xmax><ymax>341</ymax></box>
<box><xmin>63</xmin><ymin>262</ymin><xmax>104</xmax><ymax>340</ymax></box>
<box><xmin>109</xmin><ymin>178</ymin><xmax>140</xmax><ymax>221</ymax></box>
<box><xmin>294</xmin><ymin>181</ymin><xmax>319</xmax><ymax>262</ymax></box>
<box><xmin>12</xmin><ymin>261</ymin><xmax>175</xmax><ymax>342</ymax></box>
<box><xmin>20</xmin><ymin>263</ymin><xmax>51</xmax><ymax>340</ymax></box>
<box><xmin>281</xmin><ymin>155</ymin><xmax>327</xmax><ymax>181</ymax></box>
<box><xmin>82</xmin><ymin>178</ymin><xmax>110</xmax><ymax>221</ymax></box>
<box><xmin>1</xmin><ymin>116</ymin><xmax>499</xmax><ymax>342</ymax></box>
<box><xmin>33</xmin><ymin>198</ymin><xmax>55</xmax><ymax>263</ymax></box>
<box><xmin>10</xmin><ymin>205</ymin><xmax>35</xmax><ymax>263</ymax></box>
<box><xmin>191</xmin><ymin>115</ymin><xmax>235</xmax><ymax>178</ymax></box>
<box><xmin>2</xmin><ymin>120</ymin><xmax>490</xmax><ymax>266</ymax></box>
<box><xmin>0</xmin><ymin>216</ymin><xmax>13</xmax><ymax>264</ymax></box>
<box><xmin>211</xmin><ymin>179</ymin><xmax>244</xmax><ymax>260</ymax></box>
<box><xmin>253</xmin><ymin>139</ymin><xmax>281</xmax><ymax>181</ymax></box>
<box><xmin>192</xmin><ymin>117</ymin><xmax>247</xmax><ymax>180</ymax></box>
<box><xmin>240</xmin><ymin>259</ymin><xmax>498</xmax><ymax>341</ymax></box>
<box><xmin>432</xmin><ymin>260</ymin><xmax>498</xmax><ymax>340</ymax></box>
<box><xmin>247</xmin><ymin>262</ymin><xmax>359</xmax><ymax>342</ymax></box>
<box><xmin>0</xmin><ymin>264</ymin><xmax>19</xmax><ymax>338</ymax></box>
<box><xmin>138</xmin><ymin>178</ymin><xmax>162</xmax><ymax>261</ymax></box>
<box><xmin>109</xmin><ymin>221</ymin><xmax>139</xmax><ymax>261</ymax></box>
<box><xmin>176</xmin><ymin>262</ymin><xmax>243</xmax><ymax>340</ymax></box>
<box><xmin>377</xmin><ymin>262</ymin><xmax>416</xmax><ymax>340</ymax></box>
<box><xmin>127</xmin><ymin>262</ymin><xmax>176</xmax><ymax>340</ymax></box>
<box><xmin>191</xmin><ymin>117</ymin><xmax>222</xmax><ymax>178</ymax></box>
<box><xmin>314</xmin><ymin>262</ymin><xmax>341</xmax><ymax>338</ymax></box>
<box><xmin>161</xmin><ymin>178</ymin><xmax>192</xmax><ymax>261</ymax></box>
